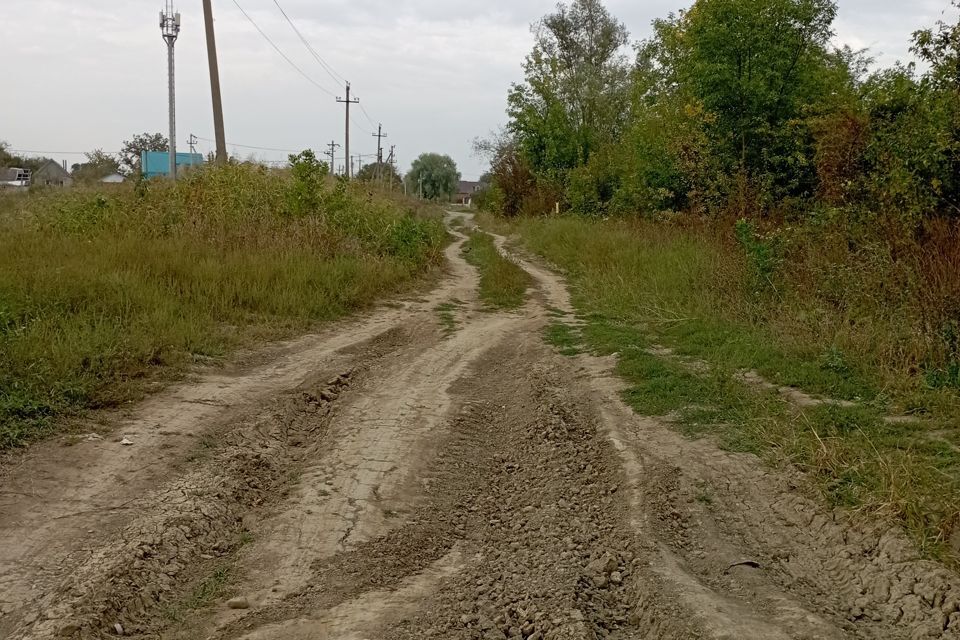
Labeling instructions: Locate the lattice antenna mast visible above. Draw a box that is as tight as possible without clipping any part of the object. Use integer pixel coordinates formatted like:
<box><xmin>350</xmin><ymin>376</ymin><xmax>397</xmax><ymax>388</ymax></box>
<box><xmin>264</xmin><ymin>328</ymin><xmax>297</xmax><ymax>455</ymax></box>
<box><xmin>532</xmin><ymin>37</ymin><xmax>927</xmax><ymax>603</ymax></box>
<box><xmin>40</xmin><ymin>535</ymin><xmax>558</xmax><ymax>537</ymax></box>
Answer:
<box><xmin>160</xmin><ymin>2</ymin><xmax>181</xmax><ymax>179</ymax></box>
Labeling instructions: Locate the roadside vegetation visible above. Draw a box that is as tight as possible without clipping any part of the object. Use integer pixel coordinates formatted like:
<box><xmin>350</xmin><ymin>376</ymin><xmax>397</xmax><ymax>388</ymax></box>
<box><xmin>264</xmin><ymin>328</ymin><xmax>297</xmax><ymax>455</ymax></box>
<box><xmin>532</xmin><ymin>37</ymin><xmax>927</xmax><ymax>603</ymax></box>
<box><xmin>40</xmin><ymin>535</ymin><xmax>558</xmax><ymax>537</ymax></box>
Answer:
<box><xmin>0</xmin><ymin>153</ymin><xmax>445</xmax><ymax>449</ymax></box>
<box><xmin>462</xmin><ymin>231</ymin><xmax>531</xmax><ymax>310</ymax></box>
<box><xmin>473</xmin><ymin>0</ymin><xmax>960</xmax><ymax>563</ymax></box>
<box><xmin>507</xmin><ymin>215</ymin><xmax>960</xmax><ymax>562</ymax></box>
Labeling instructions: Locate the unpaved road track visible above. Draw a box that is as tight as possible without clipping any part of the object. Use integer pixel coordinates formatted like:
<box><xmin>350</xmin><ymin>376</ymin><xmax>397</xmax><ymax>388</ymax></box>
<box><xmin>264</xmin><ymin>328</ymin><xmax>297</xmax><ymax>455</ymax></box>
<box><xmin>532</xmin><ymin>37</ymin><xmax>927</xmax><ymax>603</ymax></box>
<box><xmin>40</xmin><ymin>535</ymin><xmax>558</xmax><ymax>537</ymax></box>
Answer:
<box><xmin>1</xmin><ymin>213</ymin><xmax>958</xmax><ymax>640</ymax></box>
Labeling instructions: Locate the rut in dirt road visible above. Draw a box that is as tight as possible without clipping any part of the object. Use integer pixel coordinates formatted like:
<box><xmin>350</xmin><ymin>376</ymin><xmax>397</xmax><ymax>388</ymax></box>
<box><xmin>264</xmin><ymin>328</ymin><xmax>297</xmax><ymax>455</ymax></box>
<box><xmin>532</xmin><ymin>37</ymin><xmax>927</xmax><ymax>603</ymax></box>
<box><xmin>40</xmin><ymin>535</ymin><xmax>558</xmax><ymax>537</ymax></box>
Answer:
<box><xmin>1</xmin><ymin>213</ymin><xmax>959</xmax><ymax>640</ymax></box>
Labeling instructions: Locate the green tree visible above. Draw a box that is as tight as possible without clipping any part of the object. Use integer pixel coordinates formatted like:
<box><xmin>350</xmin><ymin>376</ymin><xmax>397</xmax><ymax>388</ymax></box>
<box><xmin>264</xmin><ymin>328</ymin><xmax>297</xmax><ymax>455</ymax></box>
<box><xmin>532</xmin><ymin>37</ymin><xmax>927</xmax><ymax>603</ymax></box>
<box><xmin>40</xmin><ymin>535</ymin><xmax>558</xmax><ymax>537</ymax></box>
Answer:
<box><xmin>0</xmin><ymin>141</ymin><xmax>14</xmax><ymax>167</ymax></box>
<box><xmin>508</xmin><ymin>0</ymin><xmax>630</xmax><ymax>181</ymax></box>
<box><xmin>357</xmin><ymin>161</ymin><xmax>402</xmax><ymax>188</ymax></box>
<box><xmin>119</xmin><ymin>132</ymin><xmax>168</xmax><ymax>176</ymax></box>
<box><xmin>630</xmin><ymin>0</ymin><xmax>844</xmax><ymax>211</ymax></box>
<box><xmin>908</xmin><ymin>3</ymin><xmax>960</xmax><ymax>216</ymax></box>
<box><xmin>0</xmin><ymin>141</ymin><xmax>46</xmax><ymax>172</ymax></box>
<box><xmin>404</xmin><ymin>153</ymin><xmax>460</xmax><ymax>200</ymax></box>
<box><xmin>71</xmin><ymin>150</ymin><xmax>121</xmax><ymax>183</ymax></box>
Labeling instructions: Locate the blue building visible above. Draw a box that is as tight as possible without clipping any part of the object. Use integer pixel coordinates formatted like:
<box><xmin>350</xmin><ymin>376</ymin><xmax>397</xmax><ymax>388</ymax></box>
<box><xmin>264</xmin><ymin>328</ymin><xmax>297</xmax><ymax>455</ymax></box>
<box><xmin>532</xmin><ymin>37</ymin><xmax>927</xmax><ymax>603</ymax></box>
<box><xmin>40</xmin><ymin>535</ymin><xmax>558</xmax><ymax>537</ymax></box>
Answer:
<box><xmin>141</xmin><ymin>151</ymin><xmax>205</xmax><ymax>178</ymax></box>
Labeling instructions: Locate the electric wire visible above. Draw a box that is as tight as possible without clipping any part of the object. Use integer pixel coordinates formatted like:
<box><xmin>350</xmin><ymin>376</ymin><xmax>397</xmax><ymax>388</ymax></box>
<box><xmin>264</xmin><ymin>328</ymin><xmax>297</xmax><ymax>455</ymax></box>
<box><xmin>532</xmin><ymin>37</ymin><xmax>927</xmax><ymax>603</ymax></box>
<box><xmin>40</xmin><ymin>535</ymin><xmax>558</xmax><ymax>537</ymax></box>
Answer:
<box><xmin>358</xmin><ymin>102</ymin><xmax>379</xmax><ymax>130</ymax></box>
<box><xmin>9</xmin><ymin>149</ymin><xmax>121</xmax><ymax>156</ymax></box>
<box><xmin>230</xmin><ymin>0</ymin><xmax>338</xmax><ymax>98</ymax></box>
<box><xmin>270</xmin><ymin>0</ymin><xmax>348</xmax><ymax>87</ymax></box>
<box><xmin>267</xmin><ymin>0</ymin><xmax>382</xmax><ymax>136</ymax></box>
<box><xmin>195</xmin><ymin>136</ymin><xmax>302</xmax><ymax>153</ymax></box>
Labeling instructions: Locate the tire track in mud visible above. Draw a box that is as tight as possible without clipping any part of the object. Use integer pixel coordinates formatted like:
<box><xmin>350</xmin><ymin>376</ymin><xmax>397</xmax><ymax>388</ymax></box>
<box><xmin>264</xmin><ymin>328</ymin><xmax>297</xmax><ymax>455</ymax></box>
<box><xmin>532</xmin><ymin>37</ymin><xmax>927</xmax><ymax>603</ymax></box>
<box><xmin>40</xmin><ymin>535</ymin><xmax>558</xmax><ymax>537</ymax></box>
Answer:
<box><xmin>0</xmin><ymin>221</ymin><xmax>477</xmax><ymax>639</ymax></box>
<box><xmin>209</xmin><ymin>310</ymin><xmax>530</xmax><ymax>630</ymax></box>
<box><xmin>495</xmin><ymin>227</ymin><xmax>960</xmax><ymax>640</ymax></box>
<box><xmin>4</xmin><ymin>326</ymin><xmax>413</xmax><ymax>639</ymax></box>
<box><xmin>2</xmin><ymin>212</ymin><xmax>959</xmax><ymax>640</ymax></box>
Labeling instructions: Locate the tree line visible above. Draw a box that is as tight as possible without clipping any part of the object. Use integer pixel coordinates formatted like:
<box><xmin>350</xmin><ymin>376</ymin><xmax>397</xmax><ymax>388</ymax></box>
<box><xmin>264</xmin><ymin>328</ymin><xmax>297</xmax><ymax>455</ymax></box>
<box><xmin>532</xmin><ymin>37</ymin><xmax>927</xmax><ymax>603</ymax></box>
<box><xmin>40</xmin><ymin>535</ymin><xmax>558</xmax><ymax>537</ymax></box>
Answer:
<box><xmin>3</xmin><ymin>134</ymin><xmax>464</xmax><ymax>200</ymax></box>
<box><xmin>476</xmin><ymin>0</ymin><xmax>960</xmax><ymax>229</ymax></box>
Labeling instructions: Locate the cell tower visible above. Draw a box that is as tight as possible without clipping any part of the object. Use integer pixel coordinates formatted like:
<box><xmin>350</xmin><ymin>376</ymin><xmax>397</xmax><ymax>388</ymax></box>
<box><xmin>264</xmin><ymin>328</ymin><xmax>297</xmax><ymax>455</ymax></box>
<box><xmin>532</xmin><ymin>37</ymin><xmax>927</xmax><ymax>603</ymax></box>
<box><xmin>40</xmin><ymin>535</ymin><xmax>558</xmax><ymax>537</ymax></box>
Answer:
<box><xmin>160</xmin><ymin>2</ymin><xmax>181</xmax><ymax>179</ymax></box>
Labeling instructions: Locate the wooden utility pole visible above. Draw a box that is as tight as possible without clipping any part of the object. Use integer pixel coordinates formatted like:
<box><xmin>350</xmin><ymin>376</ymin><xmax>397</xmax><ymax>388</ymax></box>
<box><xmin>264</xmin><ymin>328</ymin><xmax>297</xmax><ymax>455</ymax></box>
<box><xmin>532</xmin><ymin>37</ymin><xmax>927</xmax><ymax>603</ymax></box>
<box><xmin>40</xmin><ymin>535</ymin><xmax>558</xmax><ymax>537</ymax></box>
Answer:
<box><xmin>202</xmin><ymin>0</ymin><xmax>227</xmax><ymax>164</ymax></box>
<box><xmin>326</xmin><ymin>140</ymin><xmax>340</xmax><ymax>174</ymax></box>
<box><xmin>386</xmin><ymin>145</ymin><xmax>396</xmax><ymax>191</ymax></box>
<box><xmin>371</xmin><ymin>123</ymin><xmax>387</xmax><ymax>184</ymax></box>
<box><xmin>336</xmin><ymin>83</ymin><xmax>359</xmax><ymax>178</ymax></box>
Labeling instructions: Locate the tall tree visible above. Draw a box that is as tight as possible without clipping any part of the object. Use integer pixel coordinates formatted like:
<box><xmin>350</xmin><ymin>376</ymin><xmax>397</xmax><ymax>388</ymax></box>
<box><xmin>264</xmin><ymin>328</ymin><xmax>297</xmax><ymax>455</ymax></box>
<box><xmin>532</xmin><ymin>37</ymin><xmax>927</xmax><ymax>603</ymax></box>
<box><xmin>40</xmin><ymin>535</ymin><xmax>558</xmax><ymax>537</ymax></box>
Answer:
<box><xmin>71</xmin><ymin>150</ymin><xmax>121</xmax><ymax>183</ymax></box>
<box><xmin>508</xmin><ymin>0</ymin><xmax>630</xmax><ymax>180</ymax></box>
<box><xmin>639</xmin><ymin>0</ymin><xmax>841</xmax><ymax>206</ymax></box>
<box><xmin>119</xmin><ymin>132</ymin><xmax>168</xmax><ymax>176</ymax></box>
<box><xmin>357</xmin><ymin>161</ymin><xmax>403</xmax><ymax>188</ymax></box>
<box><xmin>404</xmin><ymin>153</ymin><xmax>460</xmax><ymax>200</ymax></box>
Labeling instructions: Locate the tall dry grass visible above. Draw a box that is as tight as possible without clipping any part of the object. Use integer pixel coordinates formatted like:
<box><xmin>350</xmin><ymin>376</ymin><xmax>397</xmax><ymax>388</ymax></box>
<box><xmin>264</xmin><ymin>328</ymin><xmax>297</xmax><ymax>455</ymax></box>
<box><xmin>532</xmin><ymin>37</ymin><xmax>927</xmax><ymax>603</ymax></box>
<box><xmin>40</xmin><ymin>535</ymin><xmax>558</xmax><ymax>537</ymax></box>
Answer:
<box><xmin>0</xmin><ymin>164</ymin><xmax>445</xmax><ymax>448</ymax></box>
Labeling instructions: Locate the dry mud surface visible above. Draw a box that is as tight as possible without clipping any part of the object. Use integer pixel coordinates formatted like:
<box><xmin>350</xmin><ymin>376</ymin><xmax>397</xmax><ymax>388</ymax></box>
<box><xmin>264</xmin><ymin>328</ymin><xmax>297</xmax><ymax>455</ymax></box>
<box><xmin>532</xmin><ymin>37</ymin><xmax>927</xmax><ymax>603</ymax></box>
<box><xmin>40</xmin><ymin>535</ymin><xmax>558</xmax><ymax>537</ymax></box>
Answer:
<box><xmin>1</xmin><ymin>213</ymin><xmax>959</xmax><ymax>640</ymax></box>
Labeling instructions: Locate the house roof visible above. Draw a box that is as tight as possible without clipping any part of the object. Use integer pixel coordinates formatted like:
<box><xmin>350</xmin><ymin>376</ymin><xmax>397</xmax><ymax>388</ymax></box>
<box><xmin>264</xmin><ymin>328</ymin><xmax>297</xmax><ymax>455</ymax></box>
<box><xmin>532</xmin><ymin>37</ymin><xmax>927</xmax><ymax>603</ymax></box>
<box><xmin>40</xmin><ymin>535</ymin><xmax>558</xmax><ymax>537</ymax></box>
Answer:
<box><xmin>458</xmin><ymin>180</ymin><xmax>480</xmax><ymax>194</ymax></box>
<box><xmin>1</xmin><ymin>168</ymin><xmax>24</xmax><ymax>181</ymax></box>
<box><xmin>33</xmin><ymin>159</ymin><xmax>70</xmax><ymax>179</ymax></box>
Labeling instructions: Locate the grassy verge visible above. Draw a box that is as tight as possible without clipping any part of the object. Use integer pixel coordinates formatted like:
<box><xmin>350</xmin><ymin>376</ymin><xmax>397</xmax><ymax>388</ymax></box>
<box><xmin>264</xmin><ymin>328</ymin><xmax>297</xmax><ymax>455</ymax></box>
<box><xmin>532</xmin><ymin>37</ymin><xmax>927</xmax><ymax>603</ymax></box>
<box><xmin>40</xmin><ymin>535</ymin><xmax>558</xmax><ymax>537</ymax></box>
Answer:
<box><xmin>462</xmin><ymin>231</ymin><xmax>531</xmax><ymax>310</ymax></box>
<box><xmin>498</xmin><ymin>214</ymin><xmax>960</xmax><ymax>563</ymax></box>
<box><xmin>0</xmin><ymin>164</ymin><xmax>445</xmax><ymax>449</ymax></box>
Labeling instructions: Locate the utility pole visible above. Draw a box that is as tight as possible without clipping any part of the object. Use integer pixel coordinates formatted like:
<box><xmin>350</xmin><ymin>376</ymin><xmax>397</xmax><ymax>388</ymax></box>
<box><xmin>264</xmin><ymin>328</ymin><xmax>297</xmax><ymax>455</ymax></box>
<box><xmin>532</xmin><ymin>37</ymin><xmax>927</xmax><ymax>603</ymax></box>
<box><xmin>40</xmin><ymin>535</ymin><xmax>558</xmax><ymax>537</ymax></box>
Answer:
<box><xmin>188</xmin><ymin>133</ymin><xmax>198</xmax><ymax>168</ymax></box>
<box><xmin>160</xmin><ymin>2</ymin><xmax>180</xmax><ymax>180</ymax></box>
<box><xmin>335</xmin><ymin>83</ymin><xmax>359</xmax><ymax>179</ymax></box>
<box><xmin>386</xmin><ymin>145</ymin><xmax>396</xmax><ymax>191</ymax></box>
<box><xmin>326</xmin><ymin>140</ymin><xmax>340</xmax><ymax>174</ymax></box>
<box><xmin>202</xmin><ymin>0</ymin><xmax>227</xmax><ymax>164</ymax></box>
<box><xmin>371</xmin><ymin>123</ymin><xmax>387</xmax><ymax>184</ymax></box>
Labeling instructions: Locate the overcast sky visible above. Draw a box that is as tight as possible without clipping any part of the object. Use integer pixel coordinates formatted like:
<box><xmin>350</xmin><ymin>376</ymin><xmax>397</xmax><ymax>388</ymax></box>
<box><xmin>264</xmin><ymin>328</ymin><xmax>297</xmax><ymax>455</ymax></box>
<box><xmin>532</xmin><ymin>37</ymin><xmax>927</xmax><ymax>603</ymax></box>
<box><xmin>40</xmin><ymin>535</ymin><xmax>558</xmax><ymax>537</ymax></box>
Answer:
<box><xmin>1</xmin><ymin>0</ymin><xmax>955</xmax><ymax>179</ymax></box>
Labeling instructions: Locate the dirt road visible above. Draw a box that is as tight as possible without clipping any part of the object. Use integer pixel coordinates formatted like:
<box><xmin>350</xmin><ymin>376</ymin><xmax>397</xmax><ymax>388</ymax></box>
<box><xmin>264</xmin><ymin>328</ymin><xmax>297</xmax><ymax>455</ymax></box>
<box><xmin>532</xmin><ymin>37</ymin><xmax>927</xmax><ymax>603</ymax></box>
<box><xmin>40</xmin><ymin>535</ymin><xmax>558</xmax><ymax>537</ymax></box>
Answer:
<box><xmin>1</xmin><ymin>213</ymin><xmax>958</xmax><ymax>640</ymax></box>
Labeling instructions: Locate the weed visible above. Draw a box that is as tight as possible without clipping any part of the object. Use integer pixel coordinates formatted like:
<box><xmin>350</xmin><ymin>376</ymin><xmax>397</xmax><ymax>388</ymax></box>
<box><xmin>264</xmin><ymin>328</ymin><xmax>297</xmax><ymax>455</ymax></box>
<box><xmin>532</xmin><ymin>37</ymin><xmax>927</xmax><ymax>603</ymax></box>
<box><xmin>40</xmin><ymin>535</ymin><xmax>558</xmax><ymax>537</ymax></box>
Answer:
<box><xmin>0</xmin><ymin>164</ymin><xmax>446</xmax><ymax>449</ymax></box>
<box><xmin>163</xmin><ymin>564</ymin><xmax>231</xmax><ymax>623</ymax></box>
<box><xmin>509</xmin><ymin>214</ymin><xmax>960</xmax><ymax>564</ymax></box>
<box><xmin>435</xmin><ymin>300</ymin><xmax>464</xmax><ymax>335</ymax></box>
<box><xmin>734</xmin><ymin>218</ymin><xmax>782</xmax><ymax>294</ymax></box>
<box><xmin>462</xmin><ymin>231</ymin><xmax>531</xmax><ymax>309</ymax></box>
<box><xmin>545</xmin><ymin>322</ymin><xmax>582</xmax><ymax>356</ymax></box>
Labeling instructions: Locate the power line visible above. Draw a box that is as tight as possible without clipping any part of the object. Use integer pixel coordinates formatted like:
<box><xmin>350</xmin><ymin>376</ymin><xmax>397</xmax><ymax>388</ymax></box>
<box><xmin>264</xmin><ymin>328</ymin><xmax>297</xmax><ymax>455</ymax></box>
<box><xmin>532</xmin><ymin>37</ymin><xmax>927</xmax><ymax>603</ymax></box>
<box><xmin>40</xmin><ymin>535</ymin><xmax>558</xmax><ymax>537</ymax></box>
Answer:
<box><xmin>266</xmin><ymin>0</ymin><xmax>382</xmax><ymax>137</ymax></box>
<box><xmin>230</xmin><ymin>0</ymin><xmax>337</xmax><ymax>98</ymax></box>
<box><xmin>194</xmin><ymin>136</ymin><xmax>303</xmax><ymax>153</ymax></box>
<box><xmin>270</xmin><ymin>0</ymin><xmax>348</xmax><ymax>87</ymax></box>
<box><xmin>357</xmin><ymin>102</ymin><xmax>378</xmax><ymax>130</ymax></box>
<box><xmin>9</xmin><ymin>149</ymin><xmax>121</xmax><ymax>156</ymax></box>
<box><xmin>265</xmin><ymin>0</ymin><xmax>383</xmax><ymax>141</ymax></box>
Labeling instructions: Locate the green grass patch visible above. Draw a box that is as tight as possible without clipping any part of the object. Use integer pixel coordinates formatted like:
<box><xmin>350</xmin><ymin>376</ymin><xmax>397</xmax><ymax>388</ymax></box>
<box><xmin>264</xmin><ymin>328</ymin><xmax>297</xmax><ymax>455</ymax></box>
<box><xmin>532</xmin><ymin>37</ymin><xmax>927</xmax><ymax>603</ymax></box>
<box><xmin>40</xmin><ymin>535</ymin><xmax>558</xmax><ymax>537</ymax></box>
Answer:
<box><xmin>545</xmin><ymin>321</ymin><xmax>582</xmax><ymax>356</ymax></box>
<box><xmin>435</xmin><ymin>299</ymin><xmax>464</xmax><ymax>335</ymax></box>
<box><xmin>462</xmin><ymin>231</ymin><xmax>531</xmax><ymax>310</ymax></box>
<box><xmin>507</xmin><ymin>214</ymin><xmax>960</xmax><ymax>563</ymax></box>
<box><xmin>0</xmin><ymin>165</ymin><xmax>446</xmax><ymax>449</ymax></box>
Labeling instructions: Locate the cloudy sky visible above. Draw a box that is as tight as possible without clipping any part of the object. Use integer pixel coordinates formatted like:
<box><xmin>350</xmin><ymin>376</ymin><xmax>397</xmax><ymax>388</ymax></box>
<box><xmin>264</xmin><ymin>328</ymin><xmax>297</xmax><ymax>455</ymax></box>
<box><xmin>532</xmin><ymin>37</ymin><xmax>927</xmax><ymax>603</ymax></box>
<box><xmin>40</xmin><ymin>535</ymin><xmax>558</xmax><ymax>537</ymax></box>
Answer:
<box><xmin>1</xmin><ymin>0</ymin><xmax>955</xmax><ymax>179</ymax></box>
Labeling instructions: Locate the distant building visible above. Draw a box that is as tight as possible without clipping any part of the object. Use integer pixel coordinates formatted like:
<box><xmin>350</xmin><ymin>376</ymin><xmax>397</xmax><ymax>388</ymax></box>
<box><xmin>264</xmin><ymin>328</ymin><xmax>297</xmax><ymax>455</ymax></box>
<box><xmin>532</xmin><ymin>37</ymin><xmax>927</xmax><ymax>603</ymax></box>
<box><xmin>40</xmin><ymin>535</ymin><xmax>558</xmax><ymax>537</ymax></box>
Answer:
<box><xmin>0</xmin><ymin>167</ymin><xmax>31</xmax><ymax>188</ymax></box>
<box><xmin>33</xmin><ymin>159</ymin><xmax>73</xmax><ymax>187</ymax></box>
<box><xmin>141</xmin><ymin>151</ymin><xmax>205</xmax><ymax>179</ymax></box>
<box><xmin>100</xmin><ymin>173</ymin><xmax>126</xmax><ymax>184</ymax></box>
<box><xmin>455</xmin><ymin>180</ymin><xmax>481</xmax><ymax>205</ymax></box>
